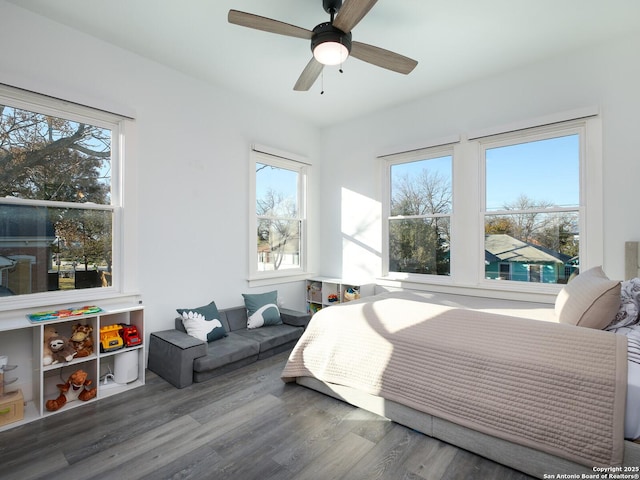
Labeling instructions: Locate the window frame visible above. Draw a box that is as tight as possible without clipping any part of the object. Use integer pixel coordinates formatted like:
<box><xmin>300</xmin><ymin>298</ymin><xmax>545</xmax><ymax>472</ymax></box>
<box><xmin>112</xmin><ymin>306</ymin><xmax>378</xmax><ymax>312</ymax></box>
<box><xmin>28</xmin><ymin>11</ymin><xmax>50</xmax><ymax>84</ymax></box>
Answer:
<box><xmin>379</xmin><ymin>113</ymin><xmax>602</xmax><ymax>297</ymax></box>
<box><xmin>382</xmin><ymin>144</ymin><xmax>455</xmax><ymax>284</ymax></box>
<box><xmin>477</xmin><ymin>119</ymin><xmax>595</xmax><ymax>293</ymax></box>
<box><xmin>249</xmin><ymin>146</ymin><xmax>308</xmax><ymax>285</ymax></box>
<box><xmin>0</xmin><ymin>85</ymin><xmax>126</xmax><ymax>311</ymax></box>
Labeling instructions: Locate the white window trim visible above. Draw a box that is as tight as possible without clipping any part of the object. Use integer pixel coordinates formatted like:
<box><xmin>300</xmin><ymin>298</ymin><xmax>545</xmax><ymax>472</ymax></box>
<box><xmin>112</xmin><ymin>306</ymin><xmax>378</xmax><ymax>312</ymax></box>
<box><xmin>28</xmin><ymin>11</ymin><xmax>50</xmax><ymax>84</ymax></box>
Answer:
<box><xmin>0</xmin><ymin>85</ymin><xmax>132</xmax><ymax>312</ymax></box>
<box><xmin>381</xmin><ymin>143</ymin><xmax>456</xmax><ymax>285</ymax></box>
<box><xmin>378</xmin><ymin>112</ymin><xmax>602</xmax><ymax>301</ymax></box>
<box><xmin>476</xmin><ymin>118</ymin><xmax>600</xmax><ymax>294</ymax></box>
<box><xmin>248</xmin><ymin>147</ymin><xmax>309</xmax><ymax>286</ymax></box>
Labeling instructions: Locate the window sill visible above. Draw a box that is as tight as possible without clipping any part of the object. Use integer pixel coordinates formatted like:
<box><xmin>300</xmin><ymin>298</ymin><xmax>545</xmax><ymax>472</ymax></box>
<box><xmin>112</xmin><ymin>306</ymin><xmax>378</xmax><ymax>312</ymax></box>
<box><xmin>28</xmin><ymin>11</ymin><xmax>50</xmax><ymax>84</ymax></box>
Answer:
<box><xmin>0</xmin><ymin>289</ymin><xmax>142</xmax><ymax>318</ymax></box>
<box><xmin>247</xmin><ymin>272</ymin><xmax>310</xmax><ymax>288</ymax></box>
<box><xmin>377</xmin><ymin>275</ymin><xmax>558</xmax><ymax>305</ymax></box>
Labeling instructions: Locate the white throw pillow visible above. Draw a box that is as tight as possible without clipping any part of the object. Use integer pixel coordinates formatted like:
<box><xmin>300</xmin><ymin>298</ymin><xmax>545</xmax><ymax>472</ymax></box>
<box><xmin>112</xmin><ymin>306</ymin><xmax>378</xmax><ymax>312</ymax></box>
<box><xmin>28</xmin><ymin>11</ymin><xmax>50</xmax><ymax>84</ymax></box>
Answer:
<box><xmin>181</xmin><ymin>311</ymin><xmax>222</xmax><ymax>341</ymax></box>
<box><xmin>555</xmin><ymin>266</ymin><xmax>621</xmax><ymax>329</ymax></box>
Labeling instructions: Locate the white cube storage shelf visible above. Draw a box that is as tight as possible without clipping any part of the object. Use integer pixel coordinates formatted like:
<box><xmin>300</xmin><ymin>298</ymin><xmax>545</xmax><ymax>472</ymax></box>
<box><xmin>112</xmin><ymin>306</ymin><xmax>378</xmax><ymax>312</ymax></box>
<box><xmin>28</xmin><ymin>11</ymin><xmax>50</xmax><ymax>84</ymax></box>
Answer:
<box><xmin>0</xmin><ymin>302</ymin><xmax>144</xmax><ymax>432</ymax></box>
<box><xmin>305</xmin><ymin>277</ymin><xmax>374</xmax><ymax>316</ymax></box>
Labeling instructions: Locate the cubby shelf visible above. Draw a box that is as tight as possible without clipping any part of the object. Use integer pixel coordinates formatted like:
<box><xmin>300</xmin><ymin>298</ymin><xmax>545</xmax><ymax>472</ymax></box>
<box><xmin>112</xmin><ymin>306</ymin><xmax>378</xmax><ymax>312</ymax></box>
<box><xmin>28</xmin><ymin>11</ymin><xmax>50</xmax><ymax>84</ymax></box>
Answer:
<box><xmin>305</xmin><ymin>277</ymin><xmax>374</xmax><ymax>316</ymax></box>
<box><xmin>0</xmin><ymin>302</ymin><xmax>144</xmax><ymax>431</ymax></box>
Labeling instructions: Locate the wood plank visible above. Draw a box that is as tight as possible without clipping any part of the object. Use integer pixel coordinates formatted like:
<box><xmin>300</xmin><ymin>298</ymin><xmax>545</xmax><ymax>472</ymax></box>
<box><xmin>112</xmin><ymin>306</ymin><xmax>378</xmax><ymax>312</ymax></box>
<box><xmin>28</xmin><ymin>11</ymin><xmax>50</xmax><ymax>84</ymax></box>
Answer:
<box><xmin>293</xmin><ymin>431</ymin><xmax>376</xmax><ymax>480</ymax></box>
<box><xmin>404</xmin><ymin>435</ymin><xmax>459</xmax><ymax>480</ymax></box>
<box><xmin>1</xmin><ymin>449</ymin><xmax>68</xmax><ymax>480</ymax></box>
<box><xmin>344</xmin><ymin>422</ymin><xmax>429</xmax><ymax>479</ymax></box>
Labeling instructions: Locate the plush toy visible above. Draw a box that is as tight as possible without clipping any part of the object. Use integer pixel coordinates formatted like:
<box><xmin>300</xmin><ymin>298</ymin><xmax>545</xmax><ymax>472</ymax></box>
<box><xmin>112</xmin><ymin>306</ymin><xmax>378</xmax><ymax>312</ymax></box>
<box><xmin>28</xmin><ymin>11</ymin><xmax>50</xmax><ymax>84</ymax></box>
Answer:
<box><xmin>70</xmin><ymin>323</ymin><xmax>94</xmax><ymax>357</ymax></box>
<box><xmin>343</xmin><ymin>287</ymin><xmax>360</xmax><ymax>302</ymax></box>
<box><xmin>48</xmin><ymin>335</ymin><xmax>77</xmax><ymax>364</ymax></box>
<box><xmin>45</xmin><ymin>369</ymin><xmax>97</xmax><ymax>411</ymax></box>
<box><xmin>43</xmin><ymin>325</ymin><xmax>58</xmax><ymax>366</ymax></box>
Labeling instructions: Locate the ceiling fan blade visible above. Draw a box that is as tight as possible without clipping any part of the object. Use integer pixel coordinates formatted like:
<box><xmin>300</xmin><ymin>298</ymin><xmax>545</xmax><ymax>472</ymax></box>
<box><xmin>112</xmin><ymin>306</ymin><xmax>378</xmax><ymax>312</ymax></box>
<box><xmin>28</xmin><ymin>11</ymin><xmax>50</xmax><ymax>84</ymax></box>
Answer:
<box><xmin>333</xmin><ymin>0</ymin><xmax>378</xmax><ymax>33</ymax></box>
<box><xmin>294</xmin><ymin>58</ymin><xmax>324</xmax><ymax>91</ymax></box>
<box><xmin>350</xmin><ymin>41</ymin><xmax>418</xmax><ymax>74</ymax></box>
<box><xmin>228</xmin><ymin>10</ymin><xmax>312</xmax><ymax>40</ymax></box>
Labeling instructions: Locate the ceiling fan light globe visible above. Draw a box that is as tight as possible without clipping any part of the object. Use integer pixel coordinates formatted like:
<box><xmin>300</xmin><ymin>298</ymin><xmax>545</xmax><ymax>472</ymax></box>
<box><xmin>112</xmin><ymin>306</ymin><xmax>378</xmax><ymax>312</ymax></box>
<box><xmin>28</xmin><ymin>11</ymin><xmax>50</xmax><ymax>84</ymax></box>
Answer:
<box><xmin>313</xmin><ymin>41</ymin><xmax>349</xmax><ymax>65</ymax></box>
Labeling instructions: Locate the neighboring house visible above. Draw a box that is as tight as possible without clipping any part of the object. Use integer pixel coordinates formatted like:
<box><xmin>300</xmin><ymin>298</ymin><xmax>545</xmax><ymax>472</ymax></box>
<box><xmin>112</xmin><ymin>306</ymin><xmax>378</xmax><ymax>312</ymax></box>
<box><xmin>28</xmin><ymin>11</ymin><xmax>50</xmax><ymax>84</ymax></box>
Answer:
<box><xmin>484</xmin><ymin>234</ymin><xmax>575</xmax><ymax>284</ymax></box>
<box><xmin>0</xmin><ymin>204</ymin><xmax>56</xmax><ymax>295</ymax></box>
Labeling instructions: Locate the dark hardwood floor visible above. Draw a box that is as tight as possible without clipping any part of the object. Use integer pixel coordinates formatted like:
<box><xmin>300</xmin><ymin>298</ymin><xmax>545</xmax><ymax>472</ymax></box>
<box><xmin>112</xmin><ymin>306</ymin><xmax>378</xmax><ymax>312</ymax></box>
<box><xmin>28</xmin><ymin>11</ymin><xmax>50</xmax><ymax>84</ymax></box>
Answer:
<box><xmin>0</xmin><ymin>352</ymin><xmax>535</xmax><ymax>480</ymax></box>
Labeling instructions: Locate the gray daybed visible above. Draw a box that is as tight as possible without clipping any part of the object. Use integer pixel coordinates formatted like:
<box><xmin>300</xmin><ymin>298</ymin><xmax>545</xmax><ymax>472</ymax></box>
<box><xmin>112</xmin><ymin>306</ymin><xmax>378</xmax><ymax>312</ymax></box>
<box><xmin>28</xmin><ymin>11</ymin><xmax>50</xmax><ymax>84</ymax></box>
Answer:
<box><xmin>149</xmin><ymin>306</ymin><xmax>309</xmax><ymax>388</ymax></box>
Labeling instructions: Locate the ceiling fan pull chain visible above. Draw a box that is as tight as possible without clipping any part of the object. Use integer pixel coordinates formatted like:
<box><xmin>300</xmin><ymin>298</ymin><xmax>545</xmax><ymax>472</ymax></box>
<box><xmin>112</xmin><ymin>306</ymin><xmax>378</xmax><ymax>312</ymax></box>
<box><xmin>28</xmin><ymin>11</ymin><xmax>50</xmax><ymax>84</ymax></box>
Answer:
<box><xmin>321</xmin><ymin>70</ymin><xmax>325</xmax><ymax>95</ymax></box>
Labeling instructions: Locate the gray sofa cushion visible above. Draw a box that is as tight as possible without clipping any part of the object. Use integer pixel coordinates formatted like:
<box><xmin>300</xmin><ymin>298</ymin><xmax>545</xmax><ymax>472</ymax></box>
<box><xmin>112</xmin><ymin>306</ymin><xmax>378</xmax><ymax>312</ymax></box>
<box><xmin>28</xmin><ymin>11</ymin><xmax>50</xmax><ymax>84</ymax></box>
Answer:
<box><xmin>225</xmin><ymin>307</ymin><xmax>250</xmax><ymax>331</ymax></box>
<box><xmin>234</xmin><ymin>324</ymin><xmax>303</xmax><ymax>352</ymax></box>
<box><xmin>192</xmin><ymin>333</ymin><xmax>259</xmax><ymax>372</ymax></box>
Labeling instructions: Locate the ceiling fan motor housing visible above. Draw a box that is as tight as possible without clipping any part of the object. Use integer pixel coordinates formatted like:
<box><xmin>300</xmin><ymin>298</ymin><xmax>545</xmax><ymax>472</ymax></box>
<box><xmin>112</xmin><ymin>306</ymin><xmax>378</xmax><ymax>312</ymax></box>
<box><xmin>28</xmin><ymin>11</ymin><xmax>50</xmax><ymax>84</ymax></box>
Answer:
<box><xmin>311</xmin><ymin>22</ymin><xmax>352</xmax><ymax>54</ymax></box>
<box><xmin>322</xmin><ymin>0</ymin><xmax>342</xmax><ymax>14</ymax></box>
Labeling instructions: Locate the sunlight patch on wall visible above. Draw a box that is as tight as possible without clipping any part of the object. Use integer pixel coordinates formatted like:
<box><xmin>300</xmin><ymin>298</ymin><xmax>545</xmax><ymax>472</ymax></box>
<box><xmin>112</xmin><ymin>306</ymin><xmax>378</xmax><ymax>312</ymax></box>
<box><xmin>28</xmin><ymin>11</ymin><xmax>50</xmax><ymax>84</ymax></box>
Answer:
<box><xmin>341</xmin><ymin>188</ymin><xmax>381</xmax><ymax>281</ymax></box>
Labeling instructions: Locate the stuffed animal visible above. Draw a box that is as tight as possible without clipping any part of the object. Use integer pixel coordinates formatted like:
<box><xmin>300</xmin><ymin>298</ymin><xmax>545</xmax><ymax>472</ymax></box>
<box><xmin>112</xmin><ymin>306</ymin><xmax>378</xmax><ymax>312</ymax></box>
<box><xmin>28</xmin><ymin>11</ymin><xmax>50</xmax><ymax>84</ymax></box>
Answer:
<box><xmin>43</xmin><ymin>325</ymin><xmax>58</xmax><ymax>366</ymax></box>
<box><xmin>48</xmin><ymin>335</ymin><xmax>77</xmax><ymax>364</ymax></box>
<box><xmin>343</xmin><ymin>287</ymin><xmax>360</xmax><ymax>302</ymax></box>
<box><xmin>70</xmin><ymin>323</ymin><xmax>94</xmax><ymax>357</ymax></box>
<box><xmin>45</xmin><ymin>369</ymin><xmax>97</xmax><ymax>411</ymax></box>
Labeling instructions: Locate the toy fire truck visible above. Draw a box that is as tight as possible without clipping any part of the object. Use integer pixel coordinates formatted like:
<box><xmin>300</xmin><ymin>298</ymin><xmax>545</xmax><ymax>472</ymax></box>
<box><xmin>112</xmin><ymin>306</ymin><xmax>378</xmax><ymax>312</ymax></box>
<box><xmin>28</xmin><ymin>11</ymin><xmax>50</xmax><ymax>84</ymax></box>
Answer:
<box><xmin>120</xmin><ymin>324</ymin><xmax>142</xmax><ymax>347</ymax></box>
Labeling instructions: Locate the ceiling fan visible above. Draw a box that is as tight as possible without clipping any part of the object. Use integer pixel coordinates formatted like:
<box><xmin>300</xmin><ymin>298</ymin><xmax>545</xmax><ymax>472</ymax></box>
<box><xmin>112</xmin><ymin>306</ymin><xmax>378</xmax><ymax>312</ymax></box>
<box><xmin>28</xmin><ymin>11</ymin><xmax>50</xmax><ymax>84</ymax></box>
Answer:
<box><xmin>228</xmin><ymin>0</ymin><xmax>418</xmax><ymax>91</ymax></box>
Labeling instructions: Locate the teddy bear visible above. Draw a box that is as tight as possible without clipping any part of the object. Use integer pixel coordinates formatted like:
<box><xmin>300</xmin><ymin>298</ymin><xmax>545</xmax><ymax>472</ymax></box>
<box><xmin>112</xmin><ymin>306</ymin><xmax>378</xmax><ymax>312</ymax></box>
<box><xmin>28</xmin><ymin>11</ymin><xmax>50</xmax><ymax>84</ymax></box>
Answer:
<box><xmin>45</xmin><ymin>369</ymin><xmax>97</xmax><ymax>411</ymax></box>
<box><xmin>42</xmin><ymin>325</ymin><xmax>58</xmax><ymax>366</ymax></box>
<box><xmin>70</xmin><ymin>323</ymin><xmax>94</xmax><ymax>358</ymax></box>
<box><xmin>48</xmin><ymin>334</ymin><xmax>77</xmax><ymax>364</ymax></box>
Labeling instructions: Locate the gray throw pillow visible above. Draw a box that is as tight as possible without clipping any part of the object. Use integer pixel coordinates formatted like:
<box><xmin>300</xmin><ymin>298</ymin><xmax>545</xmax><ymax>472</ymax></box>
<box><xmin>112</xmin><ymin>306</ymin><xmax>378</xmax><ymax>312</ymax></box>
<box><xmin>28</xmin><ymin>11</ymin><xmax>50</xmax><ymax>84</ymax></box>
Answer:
<box><xmin>242</xmin><ymin>291</ymin><xmax>282</xmax><ymax>329</ymax></box>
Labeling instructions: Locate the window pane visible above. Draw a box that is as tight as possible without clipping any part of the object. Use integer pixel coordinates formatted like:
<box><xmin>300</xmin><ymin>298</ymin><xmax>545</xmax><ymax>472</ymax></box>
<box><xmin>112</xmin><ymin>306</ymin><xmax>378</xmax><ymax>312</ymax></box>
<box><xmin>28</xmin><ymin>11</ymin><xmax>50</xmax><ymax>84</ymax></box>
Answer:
<box><xmin>0</xmin><ymin>204</ymin><xmax>113</xmax><ymax>296</ymax></box>
<box><xmin>484</xmin><ymin>212</ymin><xmax>579</xmax><ymax>284</ymax></box>
<box><xmin>390</xmin><ymin>156</ymin><xmax>452</xmax><ymax>216</ymax></box>
<box><xmin>389</xmin><ymin>217</ymin><xmax>450</xmax><ymax>275</ymax></box>
<box><xmin>485</xmin><ymin>135</ymin><xmax>579</xmax><ymax>211</ymax></box>
<box><xmin>255</xmin><ymin>163</ymin><xmax>298</xmax><ymax>217</ymax></box>
<box><xmin>0</xmin><ymin>105</ymin><xmax>112</xmax><ymax>205</ymax></box>
<box><xmin>257</xmin><ymin>219</ymin><xmax>300</xmax><ymax>271</ymax></box>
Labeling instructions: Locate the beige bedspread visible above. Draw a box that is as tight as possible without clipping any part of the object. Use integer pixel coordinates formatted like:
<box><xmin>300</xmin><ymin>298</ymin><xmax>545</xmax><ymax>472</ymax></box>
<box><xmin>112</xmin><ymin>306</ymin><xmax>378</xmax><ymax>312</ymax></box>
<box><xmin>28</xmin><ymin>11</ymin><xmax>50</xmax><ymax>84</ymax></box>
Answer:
<box><xmin>281</xmin><ymin>292</ymin><xmax>627</xmax><ymax>467</ymax></box>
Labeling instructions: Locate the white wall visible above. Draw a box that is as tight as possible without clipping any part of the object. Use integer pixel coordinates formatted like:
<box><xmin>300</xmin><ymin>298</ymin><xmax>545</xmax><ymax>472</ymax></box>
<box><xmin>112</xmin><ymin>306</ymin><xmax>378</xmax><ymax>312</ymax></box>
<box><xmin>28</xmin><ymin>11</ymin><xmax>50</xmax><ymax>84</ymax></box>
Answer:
<box><xmin>320</xmin><ymin>32</ymin><xmax>640</xmax><ymax>295</ymax></box>
<box><xmin>0</xmin><ymin>1</ymin><xmax>321</xmax><ymax>337</ymax></box>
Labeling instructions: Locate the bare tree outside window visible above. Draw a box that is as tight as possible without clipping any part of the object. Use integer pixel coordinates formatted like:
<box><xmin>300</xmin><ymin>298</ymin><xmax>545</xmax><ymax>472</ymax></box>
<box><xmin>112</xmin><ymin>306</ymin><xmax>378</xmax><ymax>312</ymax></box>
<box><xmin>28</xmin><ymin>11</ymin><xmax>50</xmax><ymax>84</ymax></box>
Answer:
<box><xmin>388</xmin><ymin>155</ymin><xmax>452</xmax><ymax>275</ymax></box>
<box><xmin>255</xmin><ymin>162</ymin><xmax>301</xmax><ymax>272</ymax></box>
<box><xmin>0</xmin><ymin>104</ymin><xmax>114</xmax><ymax>295</ymax></box>
<box><xmin>484</xmin><ymin>134</ymin><xmax>580</xmax><ymax>284</ymax></box>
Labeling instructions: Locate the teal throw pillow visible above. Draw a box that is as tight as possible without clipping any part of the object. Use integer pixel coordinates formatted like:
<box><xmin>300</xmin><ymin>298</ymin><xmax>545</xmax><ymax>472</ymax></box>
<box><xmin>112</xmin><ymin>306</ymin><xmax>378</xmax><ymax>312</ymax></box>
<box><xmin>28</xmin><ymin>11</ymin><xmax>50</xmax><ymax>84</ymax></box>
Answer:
<box><xmin>242</xmin><ymin>291</ymin><xmax>282</xmax><ymax>329</ymax></box>
<box><xmin>176</xmin><ymin>301</ymin><xmax>227</xmax><ymax>342</ymax></box>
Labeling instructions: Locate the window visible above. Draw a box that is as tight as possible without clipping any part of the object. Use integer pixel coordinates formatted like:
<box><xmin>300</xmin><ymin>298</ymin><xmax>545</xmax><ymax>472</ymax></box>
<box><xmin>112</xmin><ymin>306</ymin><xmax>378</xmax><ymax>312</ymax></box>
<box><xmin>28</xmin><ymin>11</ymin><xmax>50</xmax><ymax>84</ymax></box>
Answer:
<box><xmin>482</xmin><ymin>127</ymin><xmax>581</xmax><ymax>285</ymax></box>
<box><xmin>384</xmin><ymin>148</ymin><xmax>453</xmax><ymax>277</ymax></box>
<box><xmin>380</xmin><ymin>113</ymin><xmax>600</xmax><ymax>294</ymax></box>
<box><xmin>0</xmin><ymin>86</ymin><xmax>123</xmax><ymax>303</ymax></box>
<box><xmin>250</xmin><ymin>147</ymin><xmax>307</xmax><ymax>281</ymax></box>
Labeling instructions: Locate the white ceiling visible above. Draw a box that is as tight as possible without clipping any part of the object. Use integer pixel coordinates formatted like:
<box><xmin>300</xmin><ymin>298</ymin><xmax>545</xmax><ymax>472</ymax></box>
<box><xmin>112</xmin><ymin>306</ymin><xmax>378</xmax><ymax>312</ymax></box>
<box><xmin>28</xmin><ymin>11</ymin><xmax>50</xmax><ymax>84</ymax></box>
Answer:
<box><xmin>8</xmin><ymin>0</ymin><xmax>640</xmax><ymax>127</ymax></box>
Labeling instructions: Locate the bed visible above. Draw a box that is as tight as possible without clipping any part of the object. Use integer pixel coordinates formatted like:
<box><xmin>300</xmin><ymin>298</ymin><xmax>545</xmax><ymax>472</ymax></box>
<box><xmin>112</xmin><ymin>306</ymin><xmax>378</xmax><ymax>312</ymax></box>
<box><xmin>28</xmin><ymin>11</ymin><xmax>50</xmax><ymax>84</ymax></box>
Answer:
<box><xmin>281</xmin><ymin>268</ymin><xmax>640</xmax><ymax>478</ymax></box>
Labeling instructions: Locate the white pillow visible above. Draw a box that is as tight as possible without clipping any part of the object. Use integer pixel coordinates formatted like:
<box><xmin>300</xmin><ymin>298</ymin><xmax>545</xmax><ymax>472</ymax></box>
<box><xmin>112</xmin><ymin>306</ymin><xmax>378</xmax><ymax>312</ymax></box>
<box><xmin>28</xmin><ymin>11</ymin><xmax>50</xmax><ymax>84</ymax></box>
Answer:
<box><xmin>181</xmin><ymin>311</ymin><xmax>222</xmax><ymax>341</ymax></box>
<box><xmin>555</xmin><ymin>266</ymin><xmax>621</xmax><ymax>329</ymax></box>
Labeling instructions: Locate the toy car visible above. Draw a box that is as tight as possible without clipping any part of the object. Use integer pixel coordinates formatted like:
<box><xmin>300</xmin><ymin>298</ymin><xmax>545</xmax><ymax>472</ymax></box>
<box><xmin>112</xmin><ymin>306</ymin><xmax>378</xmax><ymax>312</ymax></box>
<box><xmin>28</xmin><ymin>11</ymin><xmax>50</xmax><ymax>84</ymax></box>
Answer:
<box><xmin>100</xmin><ymin>324</ymin><xmax>123</xmax><ymax>352</ymax></box>
<box><xmin>120</xmin><ymin>324</ymin><xmax>142</xmax><ymax>347</ymax></box>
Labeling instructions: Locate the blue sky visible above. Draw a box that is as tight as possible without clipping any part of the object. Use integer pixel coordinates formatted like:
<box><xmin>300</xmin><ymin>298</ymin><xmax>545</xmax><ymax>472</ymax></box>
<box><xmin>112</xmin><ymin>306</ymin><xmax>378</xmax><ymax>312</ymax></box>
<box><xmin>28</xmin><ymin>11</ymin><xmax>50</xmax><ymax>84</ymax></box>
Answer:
<box><xmin>258</xmin><ymin>134</ymin><xmax>580</xmax><ymax>213</ymax></box>
<box><xmin>485</xmin><ymin>134</ymin><xmax>579</xmax><ymax>210</ymax></box>
<box><xmin>390</xmin><ymin>134</ymin><xmax>579</xmax><ymax>211</ymax></box>
<box><xmin>256</xmin><ymin>163</ymin><xmax>298</xmax><ymax>206</ymax></box>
